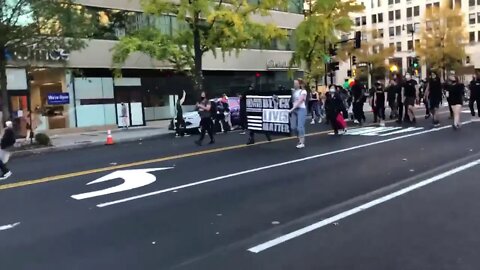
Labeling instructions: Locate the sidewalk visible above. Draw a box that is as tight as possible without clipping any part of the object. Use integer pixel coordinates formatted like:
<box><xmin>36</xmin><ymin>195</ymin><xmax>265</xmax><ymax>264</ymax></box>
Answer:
<box><xmin>13</xmin><ymin>120</ymin><xmax>173</xmax><ymax>156</ymax></box>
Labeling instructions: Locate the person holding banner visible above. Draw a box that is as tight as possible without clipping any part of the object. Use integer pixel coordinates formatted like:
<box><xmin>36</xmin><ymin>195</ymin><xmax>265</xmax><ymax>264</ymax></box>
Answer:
<box><xmin>289</xmin><ymin>80</ymin><xmax>308</xmax><ymax>149</ymax></box>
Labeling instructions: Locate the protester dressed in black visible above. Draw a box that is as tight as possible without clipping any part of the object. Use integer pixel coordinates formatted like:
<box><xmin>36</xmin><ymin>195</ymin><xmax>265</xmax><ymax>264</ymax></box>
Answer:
<box><xmin>469</xmin><ymin>72</ymin><xmax>480</xmax><ymax>119</ymax></box>
<box><xmin>425</xmin><ymin>72</ymin><xmax>442</xmax><ymax>126</ymax></box>
<box><xmin>402</xmin><ymin>74</ymin><xmax>418</xmax><ymax>123</ymax></box>
<box><xmin>351</xmin><ymin>79</ymin><xmax>365</xmax><ymax>125</ymax></box>
<box><xmin>373</xmin><ymin>81</ymin><xmax>387</xmax><ymax>126</ymax></box>
<box><xmin>325</xmin><ymin>87</ymin><xmax>346</xmax><ymax>135</ymax></box>
<box><xmin>447</xmin><ymin>75</ymin><xmax>465</xmax><ymax>129</ymax></box>
<box><xmin>386</xmin><ymin>80</ymin><xmax>398</xmax><ymax>119</ymax></box>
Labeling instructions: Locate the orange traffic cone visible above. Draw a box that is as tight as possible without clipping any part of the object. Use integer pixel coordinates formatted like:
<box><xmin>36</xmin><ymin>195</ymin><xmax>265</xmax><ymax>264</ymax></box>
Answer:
<box><xmin>106</xmin><ymin>130</ymin><xmax>114</xmax><ymax>145</ymax></box>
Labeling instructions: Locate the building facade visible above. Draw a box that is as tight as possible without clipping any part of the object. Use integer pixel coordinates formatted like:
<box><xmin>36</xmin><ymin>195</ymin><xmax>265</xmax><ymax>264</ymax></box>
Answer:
<box><xmin>336</xmin><ymin>0</ymin><xmax>477</xmax><ymax>85</ymax></box>
<box><xmin>5</xmin><ymin>0</ymin><xmax>304</xmax><ymax>134</ymax></box>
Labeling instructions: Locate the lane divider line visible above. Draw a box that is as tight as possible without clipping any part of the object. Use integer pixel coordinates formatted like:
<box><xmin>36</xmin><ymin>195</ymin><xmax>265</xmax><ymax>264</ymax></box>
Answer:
<box><xmin>96</xmin><ymin>121</ymin><xmax>471</xmax><ymax>208</ymax></box>
<box><xmin>248</xmin><ymin>157</ymin><xmax>480</xmax><ymax>253</ymax></box>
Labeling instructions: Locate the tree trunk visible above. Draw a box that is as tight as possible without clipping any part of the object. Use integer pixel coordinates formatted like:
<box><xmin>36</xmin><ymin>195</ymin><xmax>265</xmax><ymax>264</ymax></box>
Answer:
<box><xmin>0</xmin><ymin>44</ymin><xmax>10</xmax><ymax>124</ymax></box>
<box><xmin>192</xmin><ymin>13</ymin><xmax>204</xmax><ymax>93</ymax></box>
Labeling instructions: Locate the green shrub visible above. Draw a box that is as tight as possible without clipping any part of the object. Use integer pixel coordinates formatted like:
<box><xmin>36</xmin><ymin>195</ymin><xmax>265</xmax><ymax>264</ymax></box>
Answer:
<box><xmin>35</xmin><ymin>133</ymin><xmax>51</xmax><ymax>146</ymax></box>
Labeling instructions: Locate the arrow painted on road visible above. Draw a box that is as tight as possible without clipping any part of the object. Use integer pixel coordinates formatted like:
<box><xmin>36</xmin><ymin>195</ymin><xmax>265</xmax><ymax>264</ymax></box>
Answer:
<box><xmin>71</xmin><ymin>168</ymin><xmax>173</xmax><ymax>200</ymax></box>
<box><xmin>0</xmin><ymin>222</ymin><xmax>20</xmax><ymax>231</ymax></box>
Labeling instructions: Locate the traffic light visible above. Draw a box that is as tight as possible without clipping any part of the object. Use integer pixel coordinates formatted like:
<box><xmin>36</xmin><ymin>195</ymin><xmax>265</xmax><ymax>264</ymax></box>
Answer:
<box><xmin>347</xmin><ymin>70</ymin><xmax>352</xmax><ymax>77</ymax></box>
<box><xmin>354</xmin><ymin>31</ymin><xmax>362</xmax><ymax>49</ymax></box>
<box><xmin>412</xmin><ymin>57</ymin><xmax>419</xmax><ymax>69</ymax></box>
<box><xmin>329</xmin><ymin>61</ymin><xmax>340</xmax><ymax>71</ymax></box>
<box><xmin>352</xmin><ymin>56</ymin><xmax>357</xmax><ymax>65</ymax></box>
<box><xmin>329</xmin><ymin>44</ymin><xmax>337</xmax><ymax>56</ymax></box>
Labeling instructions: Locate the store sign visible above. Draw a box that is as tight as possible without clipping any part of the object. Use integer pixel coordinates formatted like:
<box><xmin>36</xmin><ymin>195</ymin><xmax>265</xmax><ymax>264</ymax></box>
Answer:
<box><xmin>246</xmin><ymin>91</ymin><xmax>291</xmax><ymax>134</ymax></box>
<box><xmin>266</xmin><ymin>60</ymin><xmax>298</xmax><ymax>70</ymax></box>
<box><xmin>5</xmin><ymin>44</ymin><xmax>70</xmax><ymax>62</ymax></box>
<box><xmin>47</xmin><ymin>93</ymin><xmax>70</xmax><ymax>105</ymax></box>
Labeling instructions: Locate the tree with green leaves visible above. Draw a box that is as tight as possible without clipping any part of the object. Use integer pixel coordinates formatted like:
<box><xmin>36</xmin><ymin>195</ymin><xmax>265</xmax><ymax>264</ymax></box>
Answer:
<box><xmin>290</xmin><ymin>0</ymin><xmax>364</xmax><ymax>86</ymax></box>
<box><xmin>112</xmin><ymin>0</ymin><xmax>288</xmax><ymax>93</ymax></box>
<box><xmin>416</xmin><ymin>0</ymin><xmax>467</xmax><ymax>80</ymax></box>
<box><xmin>0</xmin><ymin>0</ymin><xmax>95</xmax><ymax>122</ymax></box>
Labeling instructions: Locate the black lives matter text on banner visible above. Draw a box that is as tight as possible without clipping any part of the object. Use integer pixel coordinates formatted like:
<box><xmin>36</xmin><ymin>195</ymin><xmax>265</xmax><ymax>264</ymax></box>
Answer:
<box><xmin>245</xmin><ymin>91</ymin><xmax>291</xmax><ymax>135</ymax></box>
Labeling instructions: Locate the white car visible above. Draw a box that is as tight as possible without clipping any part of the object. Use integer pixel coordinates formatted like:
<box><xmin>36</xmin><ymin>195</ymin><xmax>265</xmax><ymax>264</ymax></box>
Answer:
<box><xmin>169</xmin><ymin>97</ymin><xmax>241</xmax><ymax>132</ymax></box>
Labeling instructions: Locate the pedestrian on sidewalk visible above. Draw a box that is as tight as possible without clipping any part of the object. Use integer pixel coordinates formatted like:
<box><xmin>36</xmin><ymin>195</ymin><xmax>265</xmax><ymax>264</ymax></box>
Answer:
<box><xmin>195</xmin><ymin>91</ymin><xmax>215</xmax><ymax>146</ymax></box>
<box><xmin>120</xmin><ymin>103</ymin><xmax>129</xmax><ymax>129</ymax></box>
<box><xmin>469</xmin><ymin>72</ymin><xmax>480</xmax><ymax>120</ymax></box>
<box><xmin>425</xmin><ymin>71</ymin><xmax>442</xmax><ymax>127</ymax></box>
<box><xmin>290</xmin><ymin>79</ymin><xmax>308</xmax><ymax>149</ymax></box>
<box><xmin>446</xmin><ymin>75</ymin><xmax>465</xmax><ymax>129</ymax></box>
<box><xmin>175</xmin><ymin>90</ymin><xmax>186</xmax><ymax>137</ymax></box>
<box><xmin>0</xmin><ymin>121</ymin><xmax>15</xmax><ymax>180</ymax></box>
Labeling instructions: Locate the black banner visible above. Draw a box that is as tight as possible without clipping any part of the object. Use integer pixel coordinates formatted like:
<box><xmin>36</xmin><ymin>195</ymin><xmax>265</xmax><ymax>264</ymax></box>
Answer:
<box><xmin>245</xmin><ymin>91</ymin><xmax>292</xmax><ymax>135</ymax></box>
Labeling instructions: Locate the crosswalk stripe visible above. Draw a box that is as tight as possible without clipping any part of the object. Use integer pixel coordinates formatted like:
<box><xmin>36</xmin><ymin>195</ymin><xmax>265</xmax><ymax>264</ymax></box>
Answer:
<box><xmin>379</xmin><ymin>127</ymin><xmax>424</xmax><ymax>137</ymax></box>
<box><xmin>347</xmin><ymin>127</ymin><xmax>393</xmax><ymax>135</ymax></box>
<box><xmin>362</xmin><ymin>127</ymin><xmax>402</xmax><ymax>136</ymax></box>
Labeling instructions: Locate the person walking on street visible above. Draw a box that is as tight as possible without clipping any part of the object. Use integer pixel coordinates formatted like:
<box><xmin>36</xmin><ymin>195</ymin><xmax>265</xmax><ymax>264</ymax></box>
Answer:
<box><xmin>424</xmin><ymin>71</ymin><xmax>442</xmax><ymax>127</ymax></box>
<box><xmin>175</xmin><ymin>90</ymin><xmax>186</xmax><ymax>137</ymax></box>
<box><xmin>214</xmin><ymin>97</ymin><xmax>229</xmax><ymax>133</ymax></box>
<box><xmin>469</xmin><ymin>72</ymin><xmax>480</xmax><ymax>120</ymax></box>
<box><xmin>195</xmin><ymin>91</ymin><xmax>215</xmax><ymax>146</ymax></box>
<box><xmin>402</xmin><ymin>73</ymin><xmax>418</xmax><ymax>124</ymax></box>
<box><xmin>325</xmin><ymin>86</ymin><xmax>347</xmax><ymax>135</ymax></box>
<box><xmin>290</xmin><ymin>79</ymin><xmax>308</xmax><ymax>149</ymax></box>
<box><xmin>446</xmin><ymin>75</ymin><xmax>465</xmax><ymax>129</ymax></box>
<box><xmin>309</xmin><ymin>88</ymin><xmax>321</xmax><ymax>124</ymax></box>
<box><xmin>420</xmin><ymin>79</ymin><xmax>431</xmax><ymax>119</ymax></box>
<box><xmin>351</xmin><ymin>78</ymin><xmax>365</xmax><ymax>125</ymax></box>
<box><xmin>373</xmin><ymin>80</ymin><xmax>387</xmax><ymax>127</ymax></box>
<box><xmin>221</xmin><ymin>94</ymin><xmax>233</xmax><ymax>129</ymax></box>
<box><xmin>0</xmin><ymin>121</ymin><xmax>15</xmax><ymax>180</ymax></box>
<box><xmin>387</xmin><ymin>79</ymin><xmax>399</xmax><ymax>119</ymax></box>
<box><xmin>120</xmin><ymin>103</ymin><xmax>129</xmax><ymax>129</ymax></box>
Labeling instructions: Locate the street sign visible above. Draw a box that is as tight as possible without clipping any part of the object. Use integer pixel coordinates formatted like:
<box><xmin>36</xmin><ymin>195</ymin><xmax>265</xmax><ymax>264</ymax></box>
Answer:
<box><xmin>71</xmin><ymin>168</ymin><xmax>173</xmax><ymax>200</ymax></box>
<box><xmin>246</xmin><ymin>91</ymin><xmax>291</xmax><ymax>134</ymax></box>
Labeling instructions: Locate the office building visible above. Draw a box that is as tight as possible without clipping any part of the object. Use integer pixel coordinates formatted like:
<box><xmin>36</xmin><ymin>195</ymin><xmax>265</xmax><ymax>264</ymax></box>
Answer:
<box><xmin>336</xmin><ymin>0</ymin><xmax>476</xmax><ymax>84</ymax></box>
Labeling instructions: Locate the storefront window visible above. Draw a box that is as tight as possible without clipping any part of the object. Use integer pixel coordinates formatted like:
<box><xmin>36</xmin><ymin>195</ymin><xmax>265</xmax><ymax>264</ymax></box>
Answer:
<box><xmin>28</xmin><ymin>68</ymin><xmax>72</xmax><ymax>131</ymax></box>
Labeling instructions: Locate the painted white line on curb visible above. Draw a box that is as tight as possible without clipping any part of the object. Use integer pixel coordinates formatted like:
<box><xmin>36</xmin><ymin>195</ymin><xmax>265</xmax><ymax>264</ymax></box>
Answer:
<box><xmin>248</xmin><ymin>158</ymin><xmax>480</xmax><ymax>253</ymax></box>
<box><xmin>96</xmin><ymin>121</ymin><xmax>472</xmax><ymax>208</ymax></box>
<box><xmin>0</xmin><ymin>222</ymin><xmax>21</xmax><ymax>231</ymax></box>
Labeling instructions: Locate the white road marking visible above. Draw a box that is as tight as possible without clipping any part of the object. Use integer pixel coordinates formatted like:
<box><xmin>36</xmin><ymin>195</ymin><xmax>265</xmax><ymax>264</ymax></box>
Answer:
<box><xmin>0</xmin><ymin>222</ymin><xmax>21</xmax><ymax>231</ymax></box>
<box><xmin>331</xmin><ymin>126</ymin><xmax>423</xmax><ymax>137</ymax></box>
<box><xmin>96</xmin><ymin>122</ymin><xmax>471</xmax><ymax>208</ymax></box>
<box><xmin>379</xmin><ymin>127</ymin><xmax>424</xmax><ymax>137</ymax></box>
<box><xmin>71</xmin><ymin>168</ymin><xmax>173</xmax><ymax>200</ymax></box>
<box><xmin>362</xmin><ymin>127</ymin><xmax>402</xmax><ymax>136</ymax></box>
<box><xmin>248</xmin><ymin>158</ymin><xmax>480</xmax><ymax>253</ymax></box>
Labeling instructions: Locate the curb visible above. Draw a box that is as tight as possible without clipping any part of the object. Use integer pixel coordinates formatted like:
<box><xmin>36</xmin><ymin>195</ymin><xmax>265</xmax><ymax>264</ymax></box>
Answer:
<box><xmin>12</xmin><ymin>132</ymin><xmax>173</xmax><ymax>158</ymax></box>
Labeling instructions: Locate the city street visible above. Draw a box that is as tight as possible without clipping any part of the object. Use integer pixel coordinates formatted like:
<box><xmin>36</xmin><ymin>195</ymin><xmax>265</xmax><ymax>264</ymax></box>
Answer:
<box><xmin>1</xmin><ymin>107</ymin><xmax>480</xmax><ymax>270</ymax></box>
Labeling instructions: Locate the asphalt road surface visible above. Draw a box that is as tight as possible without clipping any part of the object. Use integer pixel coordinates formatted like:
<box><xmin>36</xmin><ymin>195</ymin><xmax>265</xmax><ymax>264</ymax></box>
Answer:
<box><xmin>1</xmin><ymin>107</ymin><xmax>480</xmax><ymax>270</ymax></box>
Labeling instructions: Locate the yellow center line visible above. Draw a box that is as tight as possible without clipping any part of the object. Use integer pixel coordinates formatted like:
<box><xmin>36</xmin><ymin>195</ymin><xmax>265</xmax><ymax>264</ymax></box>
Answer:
<box><xmin>0</xmin><ymin>129</ymin><xmax>334</xmax><ymax>191</ymax></box>
<box><xmin>0</xmin><ymin>108</ymin><xmax>443</xmax><ymax>192</ymax></box>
